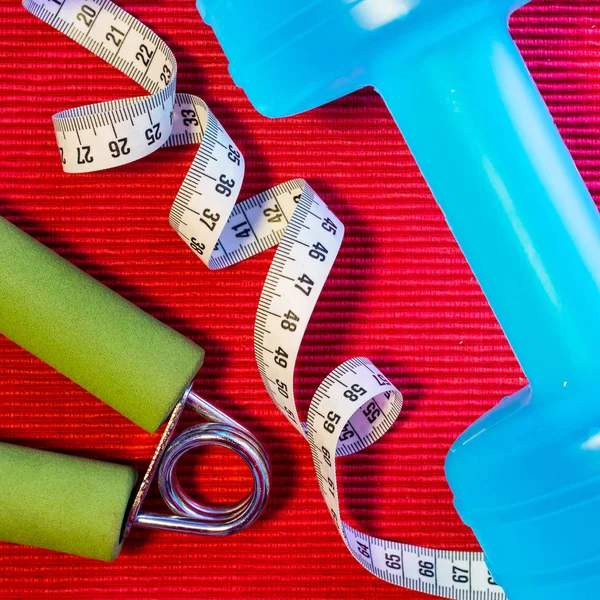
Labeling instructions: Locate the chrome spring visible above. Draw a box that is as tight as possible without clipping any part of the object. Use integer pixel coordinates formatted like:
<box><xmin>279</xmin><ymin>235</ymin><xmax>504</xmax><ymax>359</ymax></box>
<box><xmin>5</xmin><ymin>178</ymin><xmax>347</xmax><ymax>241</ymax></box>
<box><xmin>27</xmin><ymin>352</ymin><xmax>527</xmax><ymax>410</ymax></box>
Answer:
<box><xmin>131</xmin><ymin>390</ymin><xmax>270</xmax><ymax>537</ymax></box>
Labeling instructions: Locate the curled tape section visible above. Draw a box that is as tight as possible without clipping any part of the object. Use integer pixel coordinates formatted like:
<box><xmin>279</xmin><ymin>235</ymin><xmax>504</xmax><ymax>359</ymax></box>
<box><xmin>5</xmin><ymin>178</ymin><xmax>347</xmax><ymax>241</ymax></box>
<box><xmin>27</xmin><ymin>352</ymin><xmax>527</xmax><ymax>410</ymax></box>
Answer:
<box><xmin>23</xmin><ymin>0</ymin><xmax>506</xmax><ymax>597</ymax></box>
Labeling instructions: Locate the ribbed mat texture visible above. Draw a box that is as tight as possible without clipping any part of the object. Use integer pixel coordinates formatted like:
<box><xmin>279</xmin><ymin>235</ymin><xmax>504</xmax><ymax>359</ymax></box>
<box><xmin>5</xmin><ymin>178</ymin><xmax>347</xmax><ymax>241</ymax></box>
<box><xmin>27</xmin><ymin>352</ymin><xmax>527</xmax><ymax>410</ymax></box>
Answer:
<box><xmin>0</xmin><ymin>0</ymin><xmax>599</xmax><ymax>597</ymax></box>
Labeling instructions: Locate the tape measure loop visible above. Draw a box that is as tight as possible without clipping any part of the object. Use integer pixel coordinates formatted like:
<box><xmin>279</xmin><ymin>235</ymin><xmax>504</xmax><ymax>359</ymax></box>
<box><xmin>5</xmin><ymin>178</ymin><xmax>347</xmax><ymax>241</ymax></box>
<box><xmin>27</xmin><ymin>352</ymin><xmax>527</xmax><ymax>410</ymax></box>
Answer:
<box><xmin>23</xmin><ymin>0</ymin><xmax>506</xmax><ymax>594</ymax></box>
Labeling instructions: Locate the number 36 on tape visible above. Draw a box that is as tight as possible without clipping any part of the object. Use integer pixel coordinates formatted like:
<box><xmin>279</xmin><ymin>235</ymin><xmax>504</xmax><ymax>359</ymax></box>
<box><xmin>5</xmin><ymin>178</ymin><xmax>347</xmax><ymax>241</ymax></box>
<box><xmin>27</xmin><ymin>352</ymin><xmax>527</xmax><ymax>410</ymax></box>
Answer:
<box><xmin>23</xmin><ymin>0</ymin><xmax>505</xmax><ymax>597</ymax></box>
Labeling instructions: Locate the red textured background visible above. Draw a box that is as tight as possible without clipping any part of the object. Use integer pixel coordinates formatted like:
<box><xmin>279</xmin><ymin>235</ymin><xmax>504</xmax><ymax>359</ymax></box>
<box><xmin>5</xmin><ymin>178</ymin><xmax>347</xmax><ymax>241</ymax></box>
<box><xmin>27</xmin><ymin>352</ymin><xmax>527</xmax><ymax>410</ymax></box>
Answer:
<box><xmin>0</xmin><ymin>0</ymin><xmax>599</xmax><ymax>598</ymax></box>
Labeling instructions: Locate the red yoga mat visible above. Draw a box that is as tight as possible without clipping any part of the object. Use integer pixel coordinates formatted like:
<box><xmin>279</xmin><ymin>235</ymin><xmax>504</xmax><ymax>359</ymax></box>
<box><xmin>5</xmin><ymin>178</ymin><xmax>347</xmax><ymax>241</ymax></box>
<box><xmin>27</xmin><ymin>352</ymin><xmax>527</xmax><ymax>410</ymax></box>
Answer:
<box><xmin>0</xmin><ymin>0</ymin><xmax>599</xmax><ymax>598</ymax></box>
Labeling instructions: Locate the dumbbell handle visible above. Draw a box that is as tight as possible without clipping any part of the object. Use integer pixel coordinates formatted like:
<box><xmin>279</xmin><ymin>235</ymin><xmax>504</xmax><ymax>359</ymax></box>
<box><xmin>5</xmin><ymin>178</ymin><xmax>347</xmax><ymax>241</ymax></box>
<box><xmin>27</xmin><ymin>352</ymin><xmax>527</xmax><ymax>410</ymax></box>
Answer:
<box><xmin>374</xmin><ymin>15</ymin><xmax>600</xmax><ymax>395</ymax></box>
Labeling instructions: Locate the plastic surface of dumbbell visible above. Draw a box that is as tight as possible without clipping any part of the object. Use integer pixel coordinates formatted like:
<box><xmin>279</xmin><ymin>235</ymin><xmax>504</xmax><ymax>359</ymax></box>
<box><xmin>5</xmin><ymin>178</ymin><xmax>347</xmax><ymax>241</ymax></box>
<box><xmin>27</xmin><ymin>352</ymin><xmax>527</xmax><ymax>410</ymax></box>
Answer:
<box><xmin>196</xmin><ymin>1</ymin><xmax>600</xmax><ymax>597</ymax></box>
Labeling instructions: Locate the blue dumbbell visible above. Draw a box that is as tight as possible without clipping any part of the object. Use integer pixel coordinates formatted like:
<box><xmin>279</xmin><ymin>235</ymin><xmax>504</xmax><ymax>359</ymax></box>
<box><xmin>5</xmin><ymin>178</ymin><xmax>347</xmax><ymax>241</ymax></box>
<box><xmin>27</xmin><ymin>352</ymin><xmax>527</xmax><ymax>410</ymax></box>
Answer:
<box><xmin>197</xmin><ymin>2</ymin><xmax>600</xmax><ymax>597</ymax></box>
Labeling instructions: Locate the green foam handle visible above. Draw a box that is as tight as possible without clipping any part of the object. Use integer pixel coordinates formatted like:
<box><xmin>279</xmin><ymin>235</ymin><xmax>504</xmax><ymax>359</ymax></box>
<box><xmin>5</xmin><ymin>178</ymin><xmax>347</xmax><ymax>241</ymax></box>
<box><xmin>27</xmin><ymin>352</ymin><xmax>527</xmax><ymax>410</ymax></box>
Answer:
<box><xmin>0</xmin><ymin>442</ymin><xmax>137</xmax><ymax>561</ymax></box>
<box><xmin>0</xmin><ymin>217</ymin><xmax>205</xmax><ymax>432</ymax></box>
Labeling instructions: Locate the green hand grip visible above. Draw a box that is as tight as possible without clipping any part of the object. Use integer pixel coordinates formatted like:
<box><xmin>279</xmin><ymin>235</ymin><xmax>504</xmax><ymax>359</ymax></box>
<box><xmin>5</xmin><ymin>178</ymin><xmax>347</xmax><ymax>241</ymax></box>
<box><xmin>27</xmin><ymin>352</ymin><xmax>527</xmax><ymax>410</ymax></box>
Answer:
<box><xmin>0</xmin><ymin>217</ymin><xmax>204</xmax><ymax>432</ymax></box>
<box><xmin>0</xmin><ymin>442</ymin><xmax>137</xmax><ymax>561</ymax></box>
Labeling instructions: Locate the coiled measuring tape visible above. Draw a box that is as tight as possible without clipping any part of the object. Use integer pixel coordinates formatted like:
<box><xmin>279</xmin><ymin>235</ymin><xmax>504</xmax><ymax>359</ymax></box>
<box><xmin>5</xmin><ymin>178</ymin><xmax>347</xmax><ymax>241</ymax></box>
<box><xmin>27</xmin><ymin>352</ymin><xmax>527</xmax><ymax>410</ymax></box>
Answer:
<box><xmin>23</xmin><ymin>0</ymin><xmax>506</xmax><ymax>597</ymax></box>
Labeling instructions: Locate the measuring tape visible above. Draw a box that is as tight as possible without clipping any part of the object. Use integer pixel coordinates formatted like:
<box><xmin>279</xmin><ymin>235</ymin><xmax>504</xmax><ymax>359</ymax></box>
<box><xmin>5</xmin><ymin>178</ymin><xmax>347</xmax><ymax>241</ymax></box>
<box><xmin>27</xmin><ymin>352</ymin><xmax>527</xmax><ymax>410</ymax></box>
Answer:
<box><xmin>22</xmin><ymin>0</ymin><xmax>506</xmax><ymax>596</ymax></box>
